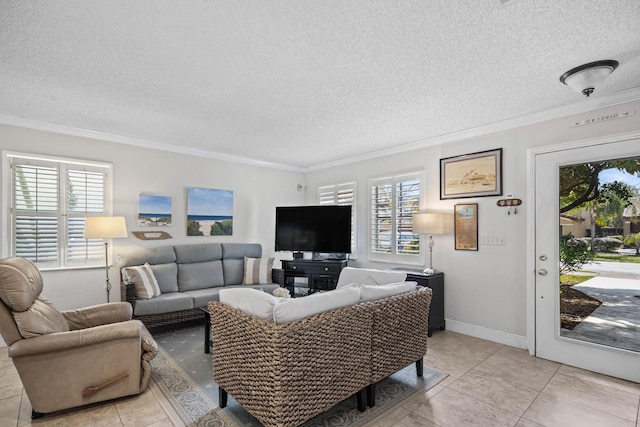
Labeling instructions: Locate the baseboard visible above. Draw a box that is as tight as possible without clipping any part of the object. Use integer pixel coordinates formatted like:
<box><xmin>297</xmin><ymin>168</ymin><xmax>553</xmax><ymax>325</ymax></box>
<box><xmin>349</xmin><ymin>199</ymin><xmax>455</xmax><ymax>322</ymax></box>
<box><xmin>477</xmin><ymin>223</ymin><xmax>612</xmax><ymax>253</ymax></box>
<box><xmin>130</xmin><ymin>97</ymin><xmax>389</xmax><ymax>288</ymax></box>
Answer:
<box><xmin>445</xmin><ymin>319</ymin><xmax>528</xmax><ymax>350</ymax></box>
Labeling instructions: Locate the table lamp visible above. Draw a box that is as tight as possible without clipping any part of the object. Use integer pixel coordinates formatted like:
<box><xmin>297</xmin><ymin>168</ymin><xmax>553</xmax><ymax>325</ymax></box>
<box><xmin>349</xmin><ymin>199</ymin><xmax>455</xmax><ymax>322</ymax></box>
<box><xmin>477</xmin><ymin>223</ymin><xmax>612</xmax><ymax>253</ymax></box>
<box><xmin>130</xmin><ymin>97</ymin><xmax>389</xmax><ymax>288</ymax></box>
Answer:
<box><xmin>412</xmin><ymin>212</ymin><xmax>452</xmax><ymax>275</ymax></box>
<box><xmin>84</xmin><ymin>216</ymin><xmax>128</xmax><ymax>302</ymax></box>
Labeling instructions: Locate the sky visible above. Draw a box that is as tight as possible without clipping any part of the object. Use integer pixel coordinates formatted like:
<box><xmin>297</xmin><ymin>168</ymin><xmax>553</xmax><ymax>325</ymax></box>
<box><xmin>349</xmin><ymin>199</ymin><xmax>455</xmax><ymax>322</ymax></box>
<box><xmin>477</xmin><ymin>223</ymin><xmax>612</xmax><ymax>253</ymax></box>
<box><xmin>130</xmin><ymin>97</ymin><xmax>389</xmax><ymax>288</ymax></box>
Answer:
<box><xmin>139</xmin><ymin>194</ymin><xmax>172</xmax><ymax>214</ymax></box>
<box><xmin>187</xmin><ymin>187</ymin><xmax>233</xmax><ymax>216</ymax></box>
<box><xmin>600</xmin><ymin>168</ymin><xmax>640</xmax><ymax>190</ymax></box>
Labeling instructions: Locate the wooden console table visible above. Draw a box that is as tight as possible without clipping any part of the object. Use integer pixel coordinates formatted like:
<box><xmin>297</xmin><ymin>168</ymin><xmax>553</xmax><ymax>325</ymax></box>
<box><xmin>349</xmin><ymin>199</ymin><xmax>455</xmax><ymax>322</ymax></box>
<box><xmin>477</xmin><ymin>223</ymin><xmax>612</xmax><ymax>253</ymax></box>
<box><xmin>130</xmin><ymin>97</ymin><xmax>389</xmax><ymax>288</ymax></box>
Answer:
<box><xmin>281</xmin><ymin>259</ymin><xmax>348</xmax><ymax>297</ymax></box>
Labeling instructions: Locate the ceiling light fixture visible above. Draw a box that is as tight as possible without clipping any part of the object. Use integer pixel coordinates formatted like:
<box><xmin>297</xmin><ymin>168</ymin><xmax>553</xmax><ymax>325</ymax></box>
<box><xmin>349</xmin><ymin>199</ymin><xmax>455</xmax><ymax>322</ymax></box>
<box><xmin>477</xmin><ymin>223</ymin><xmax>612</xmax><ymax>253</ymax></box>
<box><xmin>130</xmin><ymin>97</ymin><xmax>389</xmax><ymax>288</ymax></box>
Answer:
<box><xmin>559</xmin><ymin>60</ymin><xmax>619</xmax><ymax>97</ymax></box>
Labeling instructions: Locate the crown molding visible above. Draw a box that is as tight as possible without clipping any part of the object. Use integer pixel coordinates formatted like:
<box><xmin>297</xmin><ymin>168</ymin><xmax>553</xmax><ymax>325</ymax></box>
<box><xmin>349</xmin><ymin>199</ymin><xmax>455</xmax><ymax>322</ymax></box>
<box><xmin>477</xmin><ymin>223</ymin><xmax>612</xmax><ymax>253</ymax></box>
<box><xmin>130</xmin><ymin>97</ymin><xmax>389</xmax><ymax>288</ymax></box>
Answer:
<box><xmin>0</xmin><ymin>115</ymin><xmax>306</xmax><ymax>173</ymax></box>
<box><xmin>1</xmin><ymin>86</ymin><xmax>639</xmax><ymax>174</ymax></box>
<box><xmin>307</xmin><ymin>87</ymin><xmax>640</xmax><ymax>172</ymax></box>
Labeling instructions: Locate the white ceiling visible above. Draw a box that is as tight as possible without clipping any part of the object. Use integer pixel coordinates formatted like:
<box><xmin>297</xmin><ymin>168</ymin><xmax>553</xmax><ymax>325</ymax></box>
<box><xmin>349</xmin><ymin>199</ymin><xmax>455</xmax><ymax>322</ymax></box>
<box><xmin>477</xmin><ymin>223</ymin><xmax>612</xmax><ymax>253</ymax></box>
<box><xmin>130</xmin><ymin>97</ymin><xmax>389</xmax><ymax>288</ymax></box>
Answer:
<box><xmin>1</xmin><ymin>1</ymin><xmax>639</xmax><ymax>171</ymax></box>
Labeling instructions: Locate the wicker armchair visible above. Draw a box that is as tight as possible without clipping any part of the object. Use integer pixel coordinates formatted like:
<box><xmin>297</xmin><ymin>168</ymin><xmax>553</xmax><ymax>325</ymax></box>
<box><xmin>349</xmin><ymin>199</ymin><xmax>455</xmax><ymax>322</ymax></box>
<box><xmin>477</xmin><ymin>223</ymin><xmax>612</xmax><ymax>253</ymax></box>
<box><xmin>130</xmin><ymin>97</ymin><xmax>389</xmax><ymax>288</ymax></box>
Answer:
<box><xmin>208</xmin><ymin>300</ymin><xmax>372</xmax><ymax>427</ymax></box>
<box><xmin>368</xmin><ymin>286</ymin><xmax>432</xmax><ymax>406</ymax></box>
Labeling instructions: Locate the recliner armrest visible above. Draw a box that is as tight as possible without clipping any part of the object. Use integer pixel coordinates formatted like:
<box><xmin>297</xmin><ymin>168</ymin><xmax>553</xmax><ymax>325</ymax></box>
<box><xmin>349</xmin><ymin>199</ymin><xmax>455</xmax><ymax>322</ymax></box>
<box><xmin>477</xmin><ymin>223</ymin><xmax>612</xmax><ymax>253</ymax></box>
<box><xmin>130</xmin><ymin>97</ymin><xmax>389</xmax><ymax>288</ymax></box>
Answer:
<box><xmin>61</xmin><ymin>302</ymin><xmax>133</xmax><ymax>330</ymax></box>
<box><xmin>8</xmin><ymin>319</ymin><xmax>145</xmax><ymax>358</ymax></box>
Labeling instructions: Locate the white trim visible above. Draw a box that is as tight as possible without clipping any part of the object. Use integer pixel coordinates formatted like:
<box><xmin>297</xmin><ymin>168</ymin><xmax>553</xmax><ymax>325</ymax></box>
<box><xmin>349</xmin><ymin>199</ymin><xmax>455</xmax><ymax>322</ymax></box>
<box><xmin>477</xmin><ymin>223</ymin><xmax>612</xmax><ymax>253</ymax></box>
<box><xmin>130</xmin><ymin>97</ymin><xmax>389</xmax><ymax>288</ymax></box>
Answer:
<box><xmin>0</xmin><ymin>115</ymin><xmax>305</xmax><ymax>173</ymax></box>
<box><xmin>445</xmin><ymin>319</ymin><xmax>528</xmax><ymax>350</ymax></box>
<box><xmin>1</xmin><ymin>88</ymin><xmax>638</xmax><ymax>173</ymax></box>
<box><xmin>526</xmin><ymin>130</ymin><xmax>640</xmax><ymax>358</ymax></box>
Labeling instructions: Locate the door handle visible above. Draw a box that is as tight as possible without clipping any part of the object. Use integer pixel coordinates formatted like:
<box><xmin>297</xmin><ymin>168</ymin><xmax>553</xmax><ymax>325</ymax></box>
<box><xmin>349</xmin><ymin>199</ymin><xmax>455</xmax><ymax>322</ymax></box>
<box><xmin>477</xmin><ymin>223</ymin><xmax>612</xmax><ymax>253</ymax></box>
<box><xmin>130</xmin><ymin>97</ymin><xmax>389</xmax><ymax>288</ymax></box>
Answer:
<box><xmin>537</xmin><ymin>269</ymin><xmax>547</xmax><ymax>276</ymax></box>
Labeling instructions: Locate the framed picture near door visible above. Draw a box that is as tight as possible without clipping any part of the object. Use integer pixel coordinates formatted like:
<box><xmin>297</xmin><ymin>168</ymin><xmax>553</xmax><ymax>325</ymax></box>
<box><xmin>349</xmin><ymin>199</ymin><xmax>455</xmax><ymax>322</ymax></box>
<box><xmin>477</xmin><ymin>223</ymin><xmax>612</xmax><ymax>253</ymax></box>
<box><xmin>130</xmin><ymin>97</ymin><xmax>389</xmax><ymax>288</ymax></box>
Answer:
<box><xmin>454</xmin><ymin>203</ymin><xmax>478</xmax><ymax>251</ymax></box>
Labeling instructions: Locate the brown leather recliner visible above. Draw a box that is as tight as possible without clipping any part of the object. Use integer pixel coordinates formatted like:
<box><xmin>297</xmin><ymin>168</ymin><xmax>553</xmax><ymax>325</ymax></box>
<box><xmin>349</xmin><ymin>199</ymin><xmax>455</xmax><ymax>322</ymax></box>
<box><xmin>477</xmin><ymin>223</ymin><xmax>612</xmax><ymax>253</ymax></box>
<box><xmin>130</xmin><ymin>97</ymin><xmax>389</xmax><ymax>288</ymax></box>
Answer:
<box><xmin>0</xmin><ymin>257</ymin><xmax>158</xmax><ymax>418</ymax></box>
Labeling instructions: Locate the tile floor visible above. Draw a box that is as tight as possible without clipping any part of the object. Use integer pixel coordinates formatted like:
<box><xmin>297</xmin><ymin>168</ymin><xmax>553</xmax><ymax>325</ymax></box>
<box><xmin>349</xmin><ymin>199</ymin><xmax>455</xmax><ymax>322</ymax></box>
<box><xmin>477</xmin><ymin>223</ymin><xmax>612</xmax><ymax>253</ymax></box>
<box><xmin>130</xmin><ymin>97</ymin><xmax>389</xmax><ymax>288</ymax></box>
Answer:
<box><xmin>1</xmin><ymin>330</ymin><xmax>639</xmax><ymax>426</ymax></box>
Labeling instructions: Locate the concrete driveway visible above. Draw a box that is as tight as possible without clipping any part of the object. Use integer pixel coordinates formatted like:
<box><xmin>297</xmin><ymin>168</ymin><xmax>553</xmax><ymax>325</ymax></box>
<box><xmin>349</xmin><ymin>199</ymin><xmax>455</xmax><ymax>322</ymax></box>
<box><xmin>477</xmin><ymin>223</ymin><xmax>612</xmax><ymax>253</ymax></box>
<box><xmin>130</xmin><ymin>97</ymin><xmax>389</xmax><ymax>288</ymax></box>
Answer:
<box><xmin>561</xmin><ymin>261</ymin><xmax>640</xmax><ymax>352</ymax></box>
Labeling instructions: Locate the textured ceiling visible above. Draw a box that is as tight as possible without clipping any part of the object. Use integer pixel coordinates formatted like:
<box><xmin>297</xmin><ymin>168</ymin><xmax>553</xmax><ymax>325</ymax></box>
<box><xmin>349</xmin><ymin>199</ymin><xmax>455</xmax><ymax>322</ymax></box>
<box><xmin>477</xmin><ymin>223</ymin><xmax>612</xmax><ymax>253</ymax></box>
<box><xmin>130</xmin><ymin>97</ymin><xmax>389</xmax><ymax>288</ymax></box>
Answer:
<box><xmin>1</xmin><ymin>0</ymin><xmax>639</xmax><ymax>170</ymax></box>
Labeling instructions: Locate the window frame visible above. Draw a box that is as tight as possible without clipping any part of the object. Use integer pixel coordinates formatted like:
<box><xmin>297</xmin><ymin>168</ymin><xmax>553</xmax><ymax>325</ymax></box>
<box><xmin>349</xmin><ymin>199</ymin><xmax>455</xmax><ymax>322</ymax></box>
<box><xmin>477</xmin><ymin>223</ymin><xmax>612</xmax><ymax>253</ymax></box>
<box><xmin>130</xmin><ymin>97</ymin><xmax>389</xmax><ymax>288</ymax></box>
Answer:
<box><xmin>3</xmin><ymin>151</ymin><xmax>114</xmax><ymax>270</ymax></box>
<box><xmin>368</xmin><ymin>171</ymin><xmax>423</xmax><ymax>264</ymax></box>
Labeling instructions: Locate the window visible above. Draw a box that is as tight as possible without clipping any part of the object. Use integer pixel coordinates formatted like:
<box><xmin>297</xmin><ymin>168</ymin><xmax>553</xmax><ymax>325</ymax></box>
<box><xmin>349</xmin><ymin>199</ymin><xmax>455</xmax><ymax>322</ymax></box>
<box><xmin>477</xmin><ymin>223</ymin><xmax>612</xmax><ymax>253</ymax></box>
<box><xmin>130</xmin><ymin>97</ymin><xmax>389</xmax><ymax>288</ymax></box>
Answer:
<box><xmin>318</xmin><ymin>182</ymin><xmax>357</xmax><ymax>256</ymax></box>
<box><xmin>6</xmin><ymin>153</ymin><xmax>112</xmax><ymax>269</ymax></box>
<box><xmin>369</xmin><ymin>172</ymin><xmax>422</xmax><ymax>263</ymax></box>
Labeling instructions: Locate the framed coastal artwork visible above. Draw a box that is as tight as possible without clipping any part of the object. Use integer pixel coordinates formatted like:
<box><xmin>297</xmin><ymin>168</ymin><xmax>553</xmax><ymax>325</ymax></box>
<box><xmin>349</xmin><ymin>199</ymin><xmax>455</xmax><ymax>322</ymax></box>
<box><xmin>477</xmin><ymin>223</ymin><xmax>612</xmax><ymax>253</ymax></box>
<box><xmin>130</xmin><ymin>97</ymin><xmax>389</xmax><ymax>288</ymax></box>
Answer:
<box><xmin>138</xmin><ymin>194</ymin><xmax>172</xmax><ymax>227</ymax></box>
<box><xmin>454</xmin><ymin>203</ymin><xmax>478</xmax><ymax>251</ymax></box>
<box><xmin>440</xmin><ymin>148</ymin><xmax>502</xmax><ymax>199</ymax></box>
<box><xmin>187</xmin><ymin>187</ymin><xmax>234</xmax><ymax>236</ymax></box>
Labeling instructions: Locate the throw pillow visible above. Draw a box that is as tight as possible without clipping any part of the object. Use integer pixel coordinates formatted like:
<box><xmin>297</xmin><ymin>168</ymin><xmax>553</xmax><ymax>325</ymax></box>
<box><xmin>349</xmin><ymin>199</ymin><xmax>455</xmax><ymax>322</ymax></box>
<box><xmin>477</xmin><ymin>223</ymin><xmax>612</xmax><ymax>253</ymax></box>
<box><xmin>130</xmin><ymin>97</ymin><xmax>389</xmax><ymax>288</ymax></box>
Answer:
<box><xmin>336</xmin><ymin>267</ymin><xmax>407</xmax><ymax>288</ymax></box>
<box><xmin>242</xmin><ymin>257</ymin><xmax>274</xmax><ymax>285</ymax></box>
<box><xmin>359</xmin><ymin>281</ymin><xmax>417</xmax><ymax>303</ymax></box>
<box><xmin>125</xmin><ymin>263</ymin><xmax>161</xmax><ymax>299</ymax></box>
<box><xmin>219</xmin><ymin>288</ymin><xmax>281</xmax><ymax>322</ymax></box>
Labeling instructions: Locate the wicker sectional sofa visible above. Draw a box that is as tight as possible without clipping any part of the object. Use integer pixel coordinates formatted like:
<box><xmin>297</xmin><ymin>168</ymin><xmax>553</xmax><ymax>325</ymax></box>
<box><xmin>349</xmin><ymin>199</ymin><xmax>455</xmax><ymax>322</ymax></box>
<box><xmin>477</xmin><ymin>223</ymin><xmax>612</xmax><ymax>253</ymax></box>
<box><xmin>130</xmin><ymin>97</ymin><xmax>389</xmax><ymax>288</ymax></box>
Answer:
<box><xmin>118</xmin><ymin>242</ymin><xmax>279</xmax><ymax>331</ymax></box>
<box><xmin>208</xmin><ymin>285</ymin><xmax>432</xmax><ymax>427</ymax></box>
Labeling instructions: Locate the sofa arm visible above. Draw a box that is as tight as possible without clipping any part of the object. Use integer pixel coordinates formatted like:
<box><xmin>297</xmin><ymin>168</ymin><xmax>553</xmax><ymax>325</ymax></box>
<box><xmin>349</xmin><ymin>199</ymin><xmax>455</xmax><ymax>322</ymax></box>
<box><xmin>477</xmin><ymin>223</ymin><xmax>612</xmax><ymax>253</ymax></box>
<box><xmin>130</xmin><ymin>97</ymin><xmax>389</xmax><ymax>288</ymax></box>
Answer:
<box><xmin>8</xmin><ymin>320</ymin><xmax>145</xmax><ymax>358</ymax></box>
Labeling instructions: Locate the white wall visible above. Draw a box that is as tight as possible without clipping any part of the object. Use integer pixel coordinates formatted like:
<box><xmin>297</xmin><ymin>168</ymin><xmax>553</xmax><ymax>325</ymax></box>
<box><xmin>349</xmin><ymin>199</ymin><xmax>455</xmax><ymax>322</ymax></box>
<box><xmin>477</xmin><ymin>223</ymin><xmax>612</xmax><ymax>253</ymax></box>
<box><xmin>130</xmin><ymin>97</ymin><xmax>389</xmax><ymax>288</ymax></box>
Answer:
<box><xmin>1</xmin><ymin>99</ymin><xmax>639</xmax><ymax>349</ymax></box>
<box><xmin>0</xmin><ymin>124</ymin><xmax>305</xmax><ymax>313</ymax></box>
<box><xmin>305</xmin><ymin>99</ymin><xmax>640</xmax><ymax>348</ymax></box>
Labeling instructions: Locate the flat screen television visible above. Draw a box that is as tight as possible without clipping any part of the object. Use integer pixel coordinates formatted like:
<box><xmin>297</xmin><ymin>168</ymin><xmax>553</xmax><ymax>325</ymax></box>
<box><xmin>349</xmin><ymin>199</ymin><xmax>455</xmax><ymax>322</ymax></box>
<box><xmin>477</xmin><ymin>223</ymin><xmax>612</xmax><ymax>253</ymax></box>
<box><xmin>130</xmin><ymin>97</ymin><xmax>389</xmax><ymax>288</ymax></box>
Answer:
<box><xmin>275</xmin><ymin>205</ymin><xmax>352</xmax><ymax>258</ymax></box>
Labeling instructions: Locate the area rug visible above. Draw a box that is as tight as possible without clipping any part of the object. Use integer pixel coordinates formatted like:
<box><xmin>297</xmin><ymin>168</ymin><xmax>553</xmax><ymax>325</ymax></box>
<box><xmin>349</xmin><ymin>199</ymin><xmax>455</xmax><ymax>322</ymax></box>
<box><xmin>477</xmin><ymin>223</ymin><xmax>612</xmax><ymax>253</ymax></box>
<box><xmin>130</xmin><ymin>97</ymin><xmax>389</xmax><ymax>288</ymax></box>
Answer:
<box><xmin>151</xmin><ymin>326</ymin><xmax>447</xmax><ymax>427</ymax></box>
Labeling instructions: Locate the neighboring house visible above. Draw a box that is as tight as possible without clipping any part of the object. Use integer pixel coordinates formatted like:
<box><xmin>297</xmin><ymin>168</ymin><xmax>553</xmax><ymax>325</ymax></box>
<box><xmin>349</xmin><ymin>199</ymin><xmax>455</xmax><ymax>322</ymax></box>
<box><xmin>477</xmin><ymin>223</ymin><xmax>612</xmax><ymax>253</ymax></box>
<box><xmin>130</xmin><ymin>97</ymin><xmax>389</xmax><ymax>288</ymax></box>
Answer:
<box><xmin>623</xmin><ymin>196</ymin><xmax>640</xmax><ymax>236</ymax></box>
<box><xmin>560</xmin><ymin>213</ymin><xmax>587</xmax><ymax>238</ymax></box>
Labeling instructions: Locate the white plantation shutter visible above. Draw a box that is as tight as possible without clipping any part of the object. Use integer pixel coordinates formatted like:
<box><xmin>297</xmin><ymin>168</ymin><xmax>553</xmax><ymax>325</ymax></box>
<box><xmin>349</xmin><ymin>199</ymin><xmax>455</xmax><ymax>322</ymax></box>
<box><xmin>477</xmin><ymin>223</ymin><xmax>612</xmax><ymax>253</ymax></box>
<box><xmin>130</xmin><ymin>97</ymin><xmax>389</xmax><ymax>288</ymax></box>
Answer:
<box><xmin>318</xmin><ymin>182</ymin><xmax>356</xmax><ymax>256</ymax></box>
<box><xmin>9</xmin><ymin>154</ymin><xmax>111</xmax><ymax>269</ymax></box>
<box><xmin>14</xmin><ymin>163</ymin><xmax>59</xmax><ymax>264</ymax></box>
<box><xmin>66</xmin><ymin>168</ymin><xmax>106</xmax><ymax>263</ymax></box>
<box><xmin>369</xmin><ymin>172</ymin><xmax>422</xmax><ymax>263</ymax></box>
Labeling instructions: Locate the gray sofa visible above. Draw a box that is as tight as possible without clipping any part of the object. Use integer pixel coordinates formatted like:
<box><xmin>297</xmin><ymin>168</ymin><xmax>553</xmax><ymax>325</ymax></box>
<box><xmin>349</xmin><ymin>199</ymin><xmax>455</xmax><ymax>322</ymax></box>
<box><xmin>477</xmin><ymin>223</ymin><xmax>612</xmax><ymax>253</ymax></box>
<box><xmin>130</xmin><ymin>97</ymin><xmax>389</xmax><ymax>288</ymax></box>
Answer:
<box><xmin>118</xmin><ymin>242</ymin><xmax>280</xmax><ymax>331</ymax></box>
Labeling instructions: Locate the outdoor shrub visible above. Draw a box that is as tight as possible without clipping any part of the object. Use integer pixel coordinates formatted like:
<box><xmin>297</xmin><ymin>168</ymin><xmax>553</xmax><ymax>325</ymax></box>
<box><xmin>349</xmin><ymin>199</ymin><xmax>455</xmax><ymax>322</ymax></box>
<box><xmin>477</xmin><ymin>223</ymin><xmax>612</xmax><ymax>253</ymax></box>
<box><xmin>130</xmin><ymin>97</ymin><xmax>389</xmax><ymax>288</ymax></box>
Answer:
<box><xmin>593</xmin><ymin>237</ymin><xmax>622</xmax><ymax>252</ymax></box>
<box><xmin>560</xmin><ymin>234</ymin><xmax>595</xmax><ymax>274</ymax></box>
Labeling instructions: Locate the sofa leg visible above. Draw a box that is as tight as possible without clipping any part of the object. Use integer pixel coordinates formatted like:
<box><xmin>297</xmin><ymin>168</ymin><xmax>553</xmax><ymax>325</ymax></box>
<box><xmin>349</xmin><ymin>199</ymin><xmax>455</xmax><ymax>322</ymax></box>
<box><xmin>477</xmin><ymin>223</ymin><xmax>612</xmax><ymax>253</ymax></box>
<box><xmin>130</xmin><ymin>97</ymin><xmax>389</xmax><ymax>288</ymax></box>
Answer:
<box><xmin>416</xmin><ymin>357</ymin><xmax>424</xmax><ymax>377</ymax></box>
<box><xmin>356</xmin><ymin>388</ymin><xmax>366</xmax><ymax>412</ymax></box>
<box><xmin>366</xmin><ymin>383</ymin><xmax>376</xmax><ymax>407</ymax></box>
<box><xmin>31</xmin><ymin>410</ymin><xmax>44</xmax><ymax>419</ymax></box>
<box><xmin>219</xmin><ymin>387</ymin><xmax>228</xmax><ymax>408</ymax></box>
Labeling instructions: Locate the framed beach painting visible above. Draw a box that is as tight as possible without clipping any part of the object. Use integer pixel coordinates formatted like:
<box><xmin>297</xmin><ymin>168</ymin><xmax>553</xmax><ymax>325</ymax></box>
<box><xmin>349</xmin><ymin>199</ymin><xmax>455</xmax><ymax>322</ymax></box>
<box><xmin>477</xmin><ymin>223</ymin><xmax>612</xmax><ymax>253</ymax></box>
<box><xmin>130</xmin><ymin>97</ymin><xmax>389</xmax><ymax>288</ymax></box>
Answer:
<box><xmin>454</xmin><ymin>203</ymin><xmax>478</xmax><ymax>251</ymax></box>
<box><xmin>138</xmin><ymin>194</ymin><xmax>172</xmax><ymax>227</ymax></box>
<box><xmin>440</xmin><ymin>148</ymin><xmax>502</xmax><ymax>199</ymax></box>
<box><xmin>187</xmin><ymin>187</ymin><xmax>234</xmax><ymax>236</ymax></box>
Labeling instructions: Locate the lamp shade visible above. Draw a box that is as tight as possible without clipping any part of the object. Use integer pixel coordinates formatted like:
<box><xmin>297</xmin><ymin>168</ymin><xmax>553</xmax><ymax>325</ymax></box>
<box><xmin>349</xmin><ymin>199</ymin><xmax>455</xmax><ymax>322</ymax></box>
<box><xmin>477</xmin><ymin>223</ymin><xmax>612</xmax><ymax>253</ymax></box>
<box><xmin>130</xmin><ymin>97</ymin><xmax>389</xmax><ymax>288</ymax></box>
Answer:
<box><xmin>84</xmin><ymin>216</ymin><xmax>128</xmax><ymax>239</ymax></box>
<box><xmin>412</xmin><ymin>213</ymin><xmax>452</xmax><ymax>235</ymax></box>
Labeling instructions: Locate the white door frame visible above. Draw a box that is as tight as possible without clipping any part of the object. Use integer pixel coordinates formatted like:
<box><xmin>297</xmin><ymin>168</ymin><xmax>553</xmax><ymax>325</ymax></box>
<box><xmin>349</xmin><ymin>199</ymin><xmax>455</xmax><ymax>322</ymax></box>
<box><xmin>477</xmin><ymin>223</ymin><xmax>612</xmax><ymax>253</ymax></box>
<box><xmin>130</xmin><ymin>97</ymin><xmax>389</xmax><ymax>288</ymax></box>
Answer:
<box><xmin>526</xmin><ymin>130</ymin><xmax>640</xmax><ymax>356</ymax></box>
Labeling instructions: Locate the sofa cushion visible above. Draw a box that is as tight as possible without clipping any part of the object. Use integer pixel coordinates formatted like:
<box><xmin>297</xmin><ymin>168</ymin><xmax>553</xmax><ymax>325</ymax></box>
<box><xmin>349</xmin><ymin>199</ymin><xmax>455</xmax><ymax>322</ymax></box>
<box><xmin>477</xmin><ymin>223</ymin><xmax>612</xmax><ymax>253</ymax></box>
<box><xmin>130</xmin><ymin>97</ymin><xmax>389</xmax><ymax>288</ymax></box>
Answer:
<box><xmin>359</xmin><ymin>281</ymin><xmax>417</xmax><ymax>302</ymax></box>
<box><xmin>174</xmin><ymin>243</ymin><xmax>222</xmax><ymax>264</ymax></box>
<box><xmin>132</xmin><ymin>292</ymin><xmax>193</xmax><ymax>316</ymax></box>
<box><xmin>221</xmin><ymin>243</ymin><xmax>263</xmax><ymax>285</ymax></box>
<box><xmin>242</xmin><ymin>257</ymin><xmax>274</xmax><ymax>285</ymax></box>
<box><xmin>149</xmin><ymin>262</ymin><xmax>179</xmax><ymax>293</ymax></box>
<box><xmin>178</xmin><ymin>261</ymin><xmax>224</xmax><ymax>291</ymax></box>
<box><xmin>273</xmin><ymin>287</ymin><xmax>360</xmax><ymax>324</ymax></box>
<box><xmin>219</xmin><ymin>288</ymin><xmax>281</xmax><ymax>322</ymax></box>
<box><xmin>12</xmin><ymin>297</ymin><xmax>69</xmax><ymax>338</ymax></box>
<box><xmin>124</xmin><ymin>263</ymin><xmax>161</xmax><ymax>299</ymax></box>
<box><xmin>183</xmin><ymin>288</ymin><xmax>224</xmax><ymax>308</ymax></box>
<box><xmin>117</xmin><ymin>245</ymin><xmax>176</xmax><ymax>267</ymax></box>
<box><xmin>336</xmin><ymin>267</ymin><xmax>407</xmax><ymax>288</ymax></box>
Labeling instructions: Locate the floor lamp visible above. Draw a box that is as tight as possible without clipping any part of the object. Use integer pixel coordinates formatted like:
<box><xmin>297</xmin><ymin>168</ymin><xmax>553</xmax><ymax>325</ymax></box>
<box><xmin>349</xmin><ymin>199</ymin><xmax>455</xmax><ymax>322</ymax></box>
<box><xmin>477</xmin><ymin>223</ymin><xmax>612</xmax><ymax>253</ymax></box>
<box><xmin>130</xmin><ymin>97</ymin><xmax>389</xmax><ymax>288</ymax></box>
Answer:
<box><xmin>84</xmin><ymin>216</ymin><xmax>128</xmax><ymax>302</ymax></box>
<box><xmin>412</xmin><ymin>212</ymin><xmax>452</xmax><ymax>275</ymax></box>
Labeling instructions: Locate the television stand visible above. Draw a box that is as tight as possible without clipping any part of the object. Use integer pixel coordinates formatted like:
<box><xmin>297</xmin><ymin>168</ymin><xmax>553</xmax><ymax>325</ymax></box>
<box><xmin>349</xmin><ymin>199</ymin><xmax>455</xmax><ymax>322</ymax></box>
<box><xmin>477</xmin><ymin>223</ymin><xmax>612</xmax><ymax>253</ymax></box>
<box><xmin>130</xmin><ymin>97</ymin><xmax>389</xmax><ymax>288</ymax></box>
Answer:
<box><xmin>281</xmin><ymin>259</ymin><xmax>347</xmax><ymax>297</ymax></box>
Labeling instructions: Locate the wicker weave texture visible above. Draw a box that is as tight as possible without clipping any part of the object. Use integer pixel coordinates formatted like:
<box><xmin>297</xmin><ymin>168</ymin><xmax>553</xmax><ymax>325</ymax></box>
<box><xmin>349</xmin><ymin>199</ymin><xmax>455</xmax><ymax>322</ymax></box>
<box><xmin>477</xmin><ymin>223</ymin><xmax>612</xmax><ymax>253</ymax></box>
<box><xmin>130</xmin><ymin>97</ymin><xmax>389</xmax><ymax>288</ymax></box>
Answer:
<box><xmin>209</xmin><ymin>301</ymin><xmax>372</xmax><ymax>427</ymax></box>
<box><xmin>370</xmin><ymin>287</ymin><xmax>432</xmax><ymax>383</ymax></box>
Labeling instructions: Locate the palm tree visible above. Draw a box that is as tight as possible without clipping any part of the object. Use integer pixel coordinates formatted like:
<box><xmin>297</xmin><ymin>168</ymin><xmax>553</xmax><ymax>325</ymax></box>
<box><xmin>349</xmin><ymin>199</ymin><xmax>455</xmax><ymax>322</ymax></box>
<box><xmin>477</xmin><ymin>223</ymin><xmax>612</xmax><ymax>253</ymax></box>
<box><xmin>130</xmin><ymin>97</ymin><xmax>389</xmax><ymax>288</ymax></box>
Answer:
<box><xmin>623</xmin><ymin>232</ymin><xmax>640</xmax><ymax>256</ymax></box>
